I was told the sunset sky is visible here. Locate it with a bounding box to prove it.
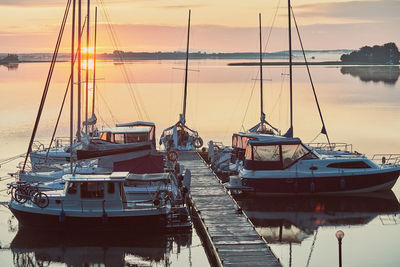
[0,0,399,53]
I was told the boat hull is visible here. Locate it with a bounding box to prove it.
[10,207,167,231]
[241,170,400,195]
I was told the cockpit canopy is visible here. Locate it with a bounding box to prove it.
[244,137,316,170]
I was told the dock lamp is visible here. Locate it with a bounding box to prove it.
[335,230,345,267]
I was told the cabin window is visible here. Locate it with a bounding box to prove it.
[245,145,253,160]
[327,161,371,169]
[67,182,77,195]
[114,134,125,144]
[100,132,111,142]
[281,144,310,168]
[253,145,280,161]
[241,137,250,149]
[125,133,148,143]
[80,182,104,198]
[232,136,238,147]
[108,182,115,194]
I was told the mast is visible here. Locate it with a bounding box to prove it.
[92,6,97,117]
[259,13,265,127]
[85,0,90,134]
[181,9,191,125]
[288,0,293,137]
[70,0,76,172]
[77,0,82,141]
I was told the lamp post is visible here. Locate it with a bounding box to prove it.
[336,230,345,267]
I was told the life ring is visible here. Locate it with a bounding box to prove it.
[167,150,178,162]
[193,137,203,148]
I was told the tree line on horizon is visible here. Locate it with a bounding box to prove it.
[340,42,399,64]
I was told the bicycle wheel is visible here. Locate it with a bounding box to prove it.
[14,188,28,204]
[33,192,49,208]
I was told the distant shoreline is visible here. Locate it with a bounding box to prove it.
[5,60,399,67]
[228,61,400,66]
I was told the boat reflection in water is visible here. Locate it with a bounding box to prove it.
[10,228,192,266]
[236,191,400,244]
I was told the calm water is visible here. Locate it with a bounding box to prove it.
[0,59,399,266]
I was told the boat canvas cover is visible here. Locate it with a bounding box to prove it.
[113,154,164,174]
[247,136,302,146]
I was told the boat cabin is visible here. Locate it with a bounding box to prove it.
[63,172,128,208]
[244,137,317,170]
[98,122,156,147]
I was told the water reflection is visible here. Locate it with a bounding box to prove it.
[236,191,400,244]
[0,63,19,71]
[11,228,192,266]
[340,66,400,85]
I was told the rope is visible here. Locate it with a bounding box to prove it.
[22,0,72,172]
[0,153,25,166]
[45,16,88,162]
[97,0,150,121]
[291,6,331,147]
[240,1,280,131]
[97,86,118,126]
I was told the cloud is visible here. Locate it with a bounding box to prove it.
[294,0,400,22]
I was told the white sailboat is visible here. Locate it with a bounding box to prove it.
[160,10,203,151]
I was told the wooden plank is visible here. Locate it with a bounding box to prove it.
[179,151,281,267]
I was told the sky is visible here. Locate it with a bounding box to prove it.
[0,0,399,53]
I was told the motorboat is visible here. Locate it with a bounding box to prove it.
[9,172,171,230]
[228,135,400,194]
[28,121,157,171]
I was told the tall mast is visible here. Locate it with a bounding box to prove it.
[92,6,97,117]
[70,0,76,172]
[288,0,293,137]
[77,0,82,141]
[259,13,265,127]
[85,0,90,134]
[181,9,191,125]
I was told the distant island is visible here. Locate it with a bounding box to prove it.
[0,54,19,64]
[340,42,399,64]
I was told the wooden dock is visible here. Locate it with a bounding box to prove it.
[178,151,281,267]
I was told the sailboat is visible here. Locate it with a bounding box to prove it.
[9,0,182,230]
[223,4,400,194]
[159,10,203,151]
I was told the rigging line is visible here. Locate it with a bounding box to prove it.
[97,85,118,125]
[22,0,72,172]
[263,0,281,53]
[306,229,318,267]
[97,0,149,121]
[309,132,321,143]
[45,16,88,162]
[291,6,332,147]
[240,74,258,130]
[96,1,141,118]
[270,68,287,124]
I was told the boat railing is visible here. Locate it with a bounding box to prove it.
[379,214,400,225]
[306,142,353,152]
[371,154,400,166]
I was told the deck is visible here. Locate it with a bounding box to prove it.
[178,151,281,267]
